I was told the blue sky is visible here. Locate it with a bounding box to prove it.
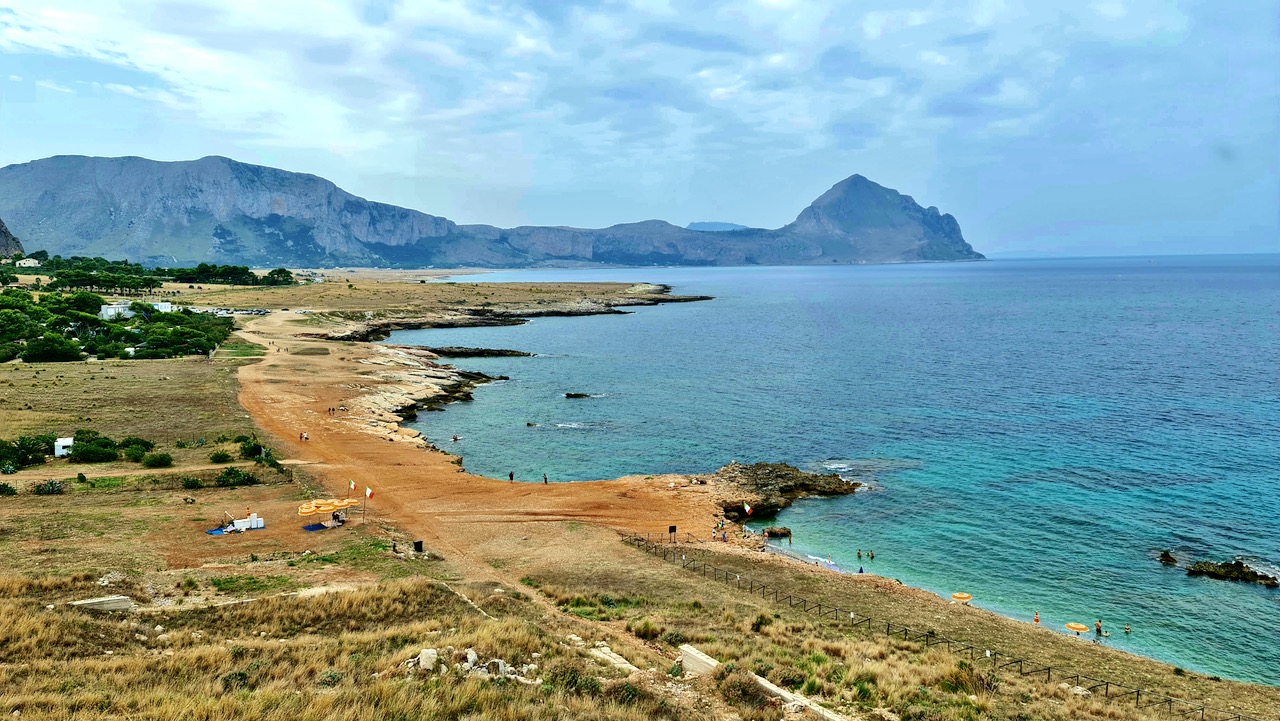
[0,0,1276,256]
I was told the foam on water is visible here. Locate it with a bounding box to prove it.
[389,256,1280,684]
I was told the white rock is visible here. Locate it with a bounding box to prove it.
[417,648,439,673]
[45,604,55,610]
[154,625,164,633]
[156,634,171,644]
[465,648,479,667]
[134,634,148,642]
[487,659,508,676]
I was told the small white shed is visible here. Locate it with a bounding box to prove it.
[54,437,74,457]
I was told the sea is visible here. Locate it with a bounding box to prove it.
[384,255,1280,685]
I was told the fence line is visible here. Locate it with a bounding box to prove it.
[624,534,1264,721]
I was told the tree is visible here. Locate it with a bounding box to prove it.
[0,309,39,343]
[264,268,294,286]
[0,270,16,288]
[27,250,49,262]
[20,333,82,363]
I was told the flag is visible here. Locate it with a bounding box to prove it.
[349,480,355,491]
[365,486,374,499]
[743,502,753,516]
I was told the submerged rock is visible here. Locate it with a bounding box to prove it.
[1186,560,1278,588]
[1158,550,1177,566]
[564,393,591,399]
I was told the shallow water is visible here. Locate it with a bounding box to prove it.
[388,256,1280,684]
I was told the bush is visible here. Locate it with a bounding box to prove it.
[238,440,263,460]
[208,450,233,463]
[117,436,155,451]
[123,445,147,462]
[750,613,773,632]
[32,479,65,495]
[716,667,770,708]
[68,442,118,463]
[628,618,663,641]
[20,333,82,363]
[0,482,16,496]
[544,657,601,696]
[232,435,251,443]
[181,477,203,490]
[141,453,173,468]
[215,467,258,487]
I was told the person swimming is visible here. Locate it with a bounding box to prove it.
[1123,624,1132,634]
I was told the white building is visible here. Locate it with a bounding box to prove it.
[98,303,134,320]
[54,437,74,457]
[15,258,40,268]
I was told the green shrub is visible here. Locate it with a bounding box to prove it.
[232,435,251,443]
[628,618,663,641]
[181,477,203,490]
[750,613,773,632]
[215,467,258,487]
[0,482,16,496]
[123,445,146,462]
[141,453,173,468]
[32,479,65,495]
[238,440,263,459]
[117,436,155,451]
[544,657,601,696]
[76,473,87,483]
[208,450,233,464]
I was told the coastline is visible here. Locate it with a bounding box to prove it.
[227,279,1280,710]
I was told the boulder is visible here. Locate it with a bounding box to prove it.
[761,526,792,539]
[1187,560,1278,588]
[1158,550,1177,566]
[417,648,438,672]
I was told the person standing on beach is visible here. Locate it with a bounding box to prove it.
[509,471,514,482]
[543,473,548,484]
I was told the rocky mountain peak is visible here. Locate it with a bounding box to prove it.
[0,215,22,256]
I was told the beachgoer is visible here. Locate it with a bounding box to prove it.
[509,471,514,482]
[1123,624,1131,634]
[299,432,303,441]
[857,549,862,559]
[868,550,874,560]
[543,474,548,484]
[452,435,460,442]
[1034,611,1039,625]
[1095,620,1103,635]
[302,432,309,441]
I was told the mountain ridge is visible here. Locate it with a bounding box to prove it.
[0,155,983,267]
[0,215,22,256]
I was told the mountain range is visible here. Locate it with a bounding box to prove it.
[0,155,983,268]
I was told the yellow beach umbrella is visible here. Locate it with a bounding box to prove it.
[336,499,360,508]
[298,504,321,516]
[951,592,973,603]
[1065,622,1089,634]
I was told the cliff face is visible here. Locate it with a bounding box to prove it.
[0,156,984,267]
[0,215,22,256]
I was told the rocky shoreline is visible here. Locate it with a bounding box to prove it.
[319,284,712,343]
[699,462,864,521]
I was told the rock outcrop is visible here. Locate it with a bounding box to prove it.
[0,155,984,268]
[703,462,862,520]
[0,215,22,256]
[1186,560,1279,588]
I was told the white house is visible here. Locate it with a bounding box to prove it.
[153,301,174,313]
[54,437,74,457]
[98,303,134,320]
[15,258,41,268]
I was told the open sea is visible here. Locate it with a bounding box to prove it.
[385,255,1280,684]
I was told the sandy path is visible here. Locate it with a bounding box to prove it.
[235,312,718,577]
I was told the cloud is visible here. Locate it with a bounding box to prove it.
[35,79,74,93]
[0,0,1272,243]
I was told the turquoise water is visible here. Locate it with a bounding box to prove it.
[387,256,1280,684]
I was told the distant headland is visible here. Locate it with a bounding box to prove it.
[0,155,983,269]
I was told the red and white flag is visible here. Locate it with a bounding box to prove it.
[365,486,374,499]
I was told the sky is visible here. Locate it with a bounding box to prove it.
[0,1,1277,257]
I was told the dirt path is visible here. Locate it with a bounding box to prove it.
[235,311,719,581]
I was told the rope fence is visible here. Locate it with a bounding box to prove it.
[624,533,1268,721]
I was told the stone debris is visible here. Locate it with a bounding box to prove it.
[588,644,639,673]
[1057,682,1092,697]
[565,634,585,648]
[403,645,541,685]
